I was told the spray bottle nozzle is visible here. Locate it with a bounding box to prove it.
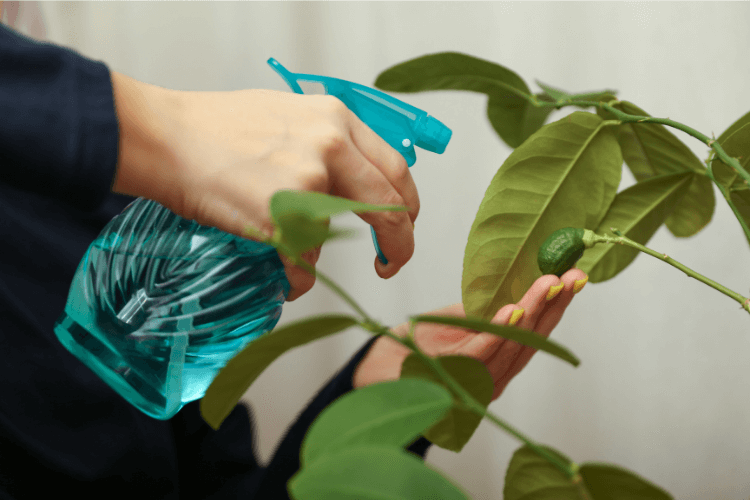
[416,115,452,154]
[267,57,452,265]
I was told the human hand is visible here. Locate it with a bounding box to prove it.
[352,268,589,402]
[110,74,418,302]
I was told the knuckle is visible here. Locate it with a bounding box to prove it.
[318,128,348,158]
[379,191,407,227]
[321,94,350,118]
[299,165,329,192]
[394,154,410,178]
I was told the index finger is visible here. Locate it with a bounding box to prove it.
[347,112,420,276]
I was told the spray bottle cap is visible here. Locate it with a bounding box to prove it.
[416,115,452,154]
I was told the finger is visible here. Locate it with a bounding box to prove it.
[328,110,418,279]
[491,268,588,381]
[454,303,524,401]
[278,217,328,302]
[456,302,519,363]
[348,114,420,226]
[508,268,589,335]
[530,267,588,338]
[279,245,322,302]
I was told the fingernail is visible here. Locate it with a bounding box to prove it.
[573,277,589,294]
[546,283,564,301]
[509,308,524,326]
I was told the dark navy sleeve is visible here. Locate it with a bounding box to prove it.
[0,24,119,212]
[170,334,433,499]
[250,334,433,498]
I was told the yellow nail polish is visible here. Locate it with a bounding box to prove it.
[573,277,589,294]
[509,308,524,326]
[546,283,564,301]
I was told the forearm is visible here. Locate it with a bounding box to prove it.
[109,71,181,206]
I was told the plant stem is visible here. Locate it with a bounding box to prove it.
[595,228,750,314]
[376,319,577,479]
[282,250,578,479]
[291,257,374,323]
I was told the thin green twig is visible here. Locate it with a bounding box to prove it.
[592,227,750,314]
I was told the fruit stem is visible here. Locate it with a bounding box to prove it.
[591,228,750,315]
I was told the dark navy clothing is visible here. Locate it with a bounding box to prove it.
[0,24,431,498]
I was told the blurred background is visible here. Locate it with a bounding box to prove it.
[6,1,750,498]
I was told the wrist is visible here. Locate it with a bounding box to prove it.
[352,333,412,390]
[109,71,182,206]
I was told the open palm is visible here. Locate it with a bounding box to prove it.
[390,268,589,402]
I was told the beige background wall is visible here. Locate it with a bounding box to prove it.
[7,2,750,498]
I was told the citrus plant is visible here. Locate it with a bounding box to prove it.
[200,51,750,499]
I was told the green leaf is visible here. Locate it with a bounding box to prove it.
[274,213,356,258]
[412,314,579,367]
[712,122,750,191]
[578,462,674,499]
[504,444,580,500]
[536,80,572,101]
[400,354,493,453]
[300,378,453,468]
[288,445,471,500]
[487,92,555,148]
[568,90,619,103]
[373,51,547,148]
[711,122,750,249]
[200,314,359,430]
[716,110,750,146]
[536,80,617,108]
[504,446,674,500]
[269,190,407,223]
[596,101,715,238]
[462,111,622,320]
[267,190,406,258]
[576,171,695,283]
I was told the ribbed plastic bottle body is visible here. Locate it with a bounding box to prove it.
[53,197,290,420]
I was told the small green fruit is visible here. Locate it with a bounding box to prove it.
[538,227,586,277]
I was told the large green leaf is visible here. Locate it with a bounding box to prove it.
[711,122,750,249]
[400,354,493,453]
[412,314,579,367]
[596,101,715,238]
[200,314,359,430]
[504,444,580,500]
[288,445,471,500]
[578,463,673,499]
[576,172,694,283]
[462,111,622,320]
[300,378,453,468]
[373,51,545,148]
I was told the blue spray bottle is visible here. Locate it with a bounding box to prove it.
[53,58,452,420]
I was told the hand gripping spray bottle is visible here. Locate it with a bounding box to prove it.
[53,58,452,420]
